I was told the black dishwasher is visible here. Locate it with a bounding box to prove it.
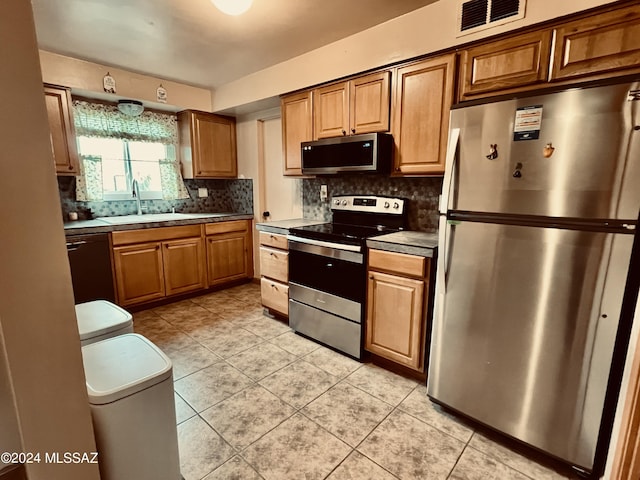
[66,233,115,303]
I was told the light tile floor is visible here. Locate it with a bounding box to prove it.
[134,283,576,480]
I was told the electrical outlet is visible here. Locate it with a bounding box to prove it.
[197,188,208,198]
[320,185,328,202]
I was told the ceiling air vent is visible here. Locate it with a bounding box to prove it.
[458,0,525,36]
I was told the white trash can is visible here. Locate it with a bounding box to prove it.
[75,300,133,346]
[82,333,181,480]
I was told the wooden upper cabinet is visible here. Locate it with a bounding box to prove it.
[550,4,640,82]
[459,30,553,100]
[178,110,237,178]
[44,85,79,176]
[281,91,313,176]
[349,71,391,135]
[313,71,391,139]
[392,53,456,176]
[313,81,350,139]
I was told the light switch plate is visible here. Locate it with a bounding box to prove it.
[198,188,208,198]
[320,185,328,202]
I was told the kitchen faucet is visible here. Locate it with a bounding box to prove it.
[132,179,142,215]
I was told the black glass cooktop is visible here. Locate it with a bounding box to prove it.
[289,222,400,246]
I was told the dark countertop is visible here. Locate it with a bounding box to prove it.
[256,218,325,235]
[64,213,254,236]
[367,231,438,257]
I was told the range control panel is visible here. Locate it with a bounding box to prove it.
[331,195,406,215]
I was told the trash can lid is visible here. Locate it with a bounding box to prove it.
[75,300,133,341]
[82,334,172,405]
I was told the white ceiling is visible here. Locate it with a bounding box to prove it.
[32,0,439,90]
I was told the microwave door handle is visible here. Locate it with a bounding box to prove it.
[440,127,460,215]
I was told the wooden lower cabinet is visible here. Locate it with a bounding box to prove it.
[260,277,289,316]
[113,242,165,306]
[365,249,431,372]
[163,237,206,296]
[258,231,290,316]
[205,220,253,287]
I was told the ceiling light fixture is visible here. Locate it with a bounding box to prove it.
[117,99,144,117]
[211,0,253,16]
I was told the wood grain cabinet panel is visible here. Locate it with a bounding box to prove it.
[163,237,206,296]
[551,5,640,82]
[44,84,79,175]
[260,277,289,316]
[366,249,432,372]
[459,30,552,100]
[259,246,288,284]
[314,81,350,139]
[392,54,456,176]
[113,242,165,306]
[281,91,313,176]
[349,71,391,135]
[206,220,253,287]
[366,270,425,371]
[178,110,237,178]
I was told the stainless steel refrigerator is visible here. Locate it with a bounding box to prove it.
[428,80,640,476]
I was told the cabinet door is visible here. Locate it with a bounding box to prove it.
[163,237,206,296]
[366,271,425,371]
[281,91,313,176]
[44,85,79,175]
[459,30,552,100]
[179,111,237,178]
[349,71,391,135]
[206,231,252,286]
[313,81,349,139]
[113,242,165,307]
[392,54,456,176]
[551,5,640,82]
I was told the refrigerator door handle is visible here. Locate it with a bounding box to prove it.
[439,127,460,215]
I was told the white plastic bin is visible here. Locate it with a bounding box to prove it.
[82,333,180,480]
[75,300,133,346]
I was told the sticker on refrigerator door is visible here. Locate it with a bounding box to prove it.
[513,105,542,141]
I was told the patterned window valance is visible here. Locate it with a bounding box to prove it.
[72,100,179,144]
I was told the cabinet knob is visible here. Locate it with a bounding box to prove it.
[351,128,356,134]
[369,275,374,280]
[341,130,346,136]
[68,165,74,170]
[395,167,401,172]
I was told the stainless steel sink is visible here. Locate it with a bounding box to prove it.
[96,213,227,225]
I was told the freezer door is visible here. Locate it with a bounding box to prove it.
[428,220,634,470]
[450,81,640,221]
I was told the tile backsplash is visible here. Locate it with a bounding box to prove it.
[303,175,443,232]
[58,177,253,220]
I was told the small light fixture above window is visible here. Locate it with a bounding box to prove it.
[211,0,253,16]
[117,99,144,117]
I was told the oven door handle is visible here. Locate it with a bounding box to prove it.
[286,236,362,253]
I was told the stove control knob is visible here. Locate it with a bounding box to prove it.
[383,201,390,208]
[393,202,400,209]
[334,199,340,205]
[342,200,348,206]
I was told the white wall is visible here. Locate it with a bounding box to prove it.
[0,1,100,478]
[40,50,213,112]
[212,0,617,112]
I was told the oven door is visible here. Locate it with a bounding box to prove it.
[288,240,365,303]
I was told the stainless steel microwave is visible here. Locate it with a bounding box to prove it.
[301,132,393,175]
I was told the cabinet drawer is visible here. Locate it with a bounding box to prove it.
[259,231,289,250]
[261,277,289,315]
[112,225,202,246]
[205,220,249,235]
[260,247,288,283]
[368,249,426,278]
